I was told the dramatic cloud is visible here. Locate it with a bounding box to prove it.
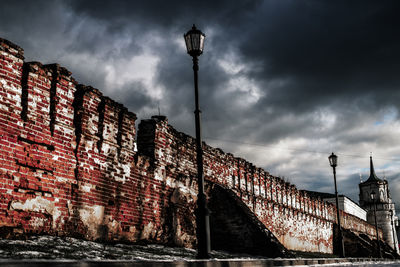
[1,0,400,214]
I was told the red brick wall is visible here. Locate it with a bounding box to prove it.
[0,37,381,254]
[0,38,172,243]
[140,115,383,253]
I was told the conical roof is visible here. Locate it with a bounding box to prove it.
[365,156,382,183]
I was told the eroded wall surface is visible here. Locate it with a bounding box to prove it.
[139,115,383,254]
[0,37,382,254]
[0,38,178,244]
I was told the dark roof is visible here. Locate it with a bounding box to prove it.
[363,156,383,183]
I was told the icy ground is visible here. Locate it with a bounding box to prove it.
[0,235,252,260]
[0,236,399,266]
[301,263,400,267]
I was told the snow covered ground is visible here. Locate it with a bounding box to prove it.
[0,235,399,266]
[0,235,251,260]
[302,263,400,267]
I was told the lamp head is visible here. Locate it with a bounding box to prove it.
[328,152,338,168]
[370,191,376,200]
[184,24,205,57]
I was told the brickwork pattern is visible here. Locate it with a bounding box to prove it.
[138,117,382,253]
[0,38,168,243]
[0,37,382,254]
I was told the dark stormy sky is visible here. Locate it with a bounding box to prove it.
[1,0,400,215]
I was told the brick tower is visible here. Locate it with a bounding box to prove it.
[359,156,398,253]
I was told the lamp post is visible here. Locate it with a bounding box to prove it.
[328,152,345,257]
[390,209,397,253]
[184,24,210,259]
[371,191,382,258]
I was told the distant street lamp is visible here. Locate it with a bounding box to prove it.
[390,209,397,253]
[328,152,345,257]
[371,191,382,258]
[184,24,210,259]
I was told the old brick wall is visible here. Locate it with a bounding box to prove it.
[0,38,186,245]
[0,37,383,255]
[139,116,383,254]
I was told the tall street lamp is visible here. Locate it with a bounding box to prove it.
[184,24,211,259]
[328,152,345,257]
[371,191,382,258]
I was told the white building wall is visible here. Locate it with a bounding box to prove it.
[324,196,367,221]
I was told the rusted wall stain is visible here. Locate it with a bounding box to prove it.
[0,37,383,255]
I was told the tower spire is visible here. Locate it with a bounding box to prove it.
[366,155,381,182]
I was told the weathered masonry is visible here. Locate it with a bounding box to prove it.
[359,157,399,253]
[0,37,394,257]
